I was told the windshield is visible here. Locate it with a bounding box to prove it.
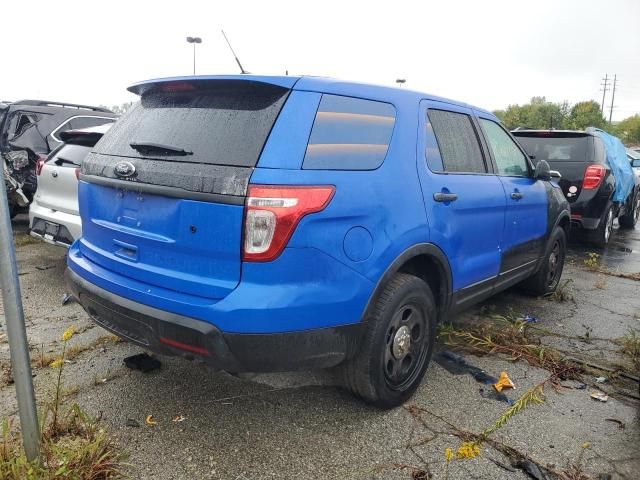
[514,135,590,163]
[94,81,289,167]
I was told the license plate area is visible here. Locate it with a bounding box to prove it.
[44,222,60,240]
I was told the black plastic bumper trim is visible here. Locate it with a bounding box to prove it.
[65,268,364,372]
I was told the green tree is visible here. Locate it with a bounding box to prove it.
[494,97,568,130]
[566,101,607,130]
[613,115,640,145]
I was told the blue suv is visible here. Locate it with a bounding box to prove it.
[65,76,570,408]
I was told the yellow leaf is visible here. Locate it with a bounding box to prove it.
[582,442,590,449]
[445,448,454,463]
[145,415,157,426]
[62,326,75,342]
[49,358,63,369]
[493,371,515,392]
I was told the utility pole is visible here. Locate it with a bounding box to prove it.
[0,182,40,462]
[600,74,609,116]
[609,74,617,124]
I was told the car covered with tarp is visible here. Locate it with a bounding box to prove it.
[513,127,639,246]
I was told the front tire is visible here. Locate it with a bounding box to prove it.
[521,226,566,296]
[343,273,436,409]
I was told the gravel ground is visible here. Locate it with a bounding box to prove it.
[1,214,639,479]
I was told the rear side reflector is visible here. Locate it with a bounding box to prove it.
[582,164,606,190]
[159,337,210,356]
[243,185,335,262]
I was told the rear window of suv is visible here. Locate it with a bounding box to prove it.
[513,134,591,163]
[94,81,289,167]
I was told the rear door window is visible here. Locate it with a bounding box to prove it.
[93,81,289,167]
[303,94,396,170]
[427,109,487,173]
[479,119,530,176]
[514,135,591,164]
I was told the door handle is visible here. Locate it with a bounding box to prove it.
[433,192,458,202]
[510,192,523,200]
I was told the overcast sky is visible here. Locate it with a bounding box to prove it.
[2,0,639,120]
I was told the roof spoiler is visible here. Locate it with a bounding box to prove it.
[12,100,113,113]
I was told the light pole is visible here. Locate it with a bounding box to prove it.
[396,79,406,88]
[186,36,202,75]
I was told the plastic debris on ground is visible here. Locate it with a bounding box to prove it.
[595,376,607,384]
[172,415,186,423]
[493,371,515,392]
[124,353,161,372]
[61,293,75,306]
[435,350,513,404]
[590,391,609,402]
[514,459,547,480]
[520,314,538,323]
[145,415,157,426]
[126,419,140,428]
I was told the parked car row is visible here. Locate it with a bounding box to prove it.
[1,99,116,217]
[513,129,639,246]
[13,75,635,408]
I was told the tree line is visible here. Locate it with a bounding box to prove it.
[494,97,640,145]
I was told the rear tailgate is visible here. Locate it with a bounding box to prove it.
[514,132,594,203]
[36,143,85,214]
[78,79,291,300]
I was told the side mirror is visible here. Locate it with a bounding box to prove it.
[632,159,640,168]
[534,160,552,181]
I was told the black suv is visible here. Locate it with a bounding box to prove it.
[1,100,117,216]
[513,129,639,246]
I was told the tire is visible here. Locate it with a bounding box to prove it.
[521,226,566,297]
[589,205,614,248]
[619,190,639,229]
[342,273,436,409]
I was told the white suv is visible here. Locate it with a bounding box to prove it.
[29,124,111,246]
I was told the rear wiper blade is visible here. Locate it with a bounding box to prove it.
[54,157,80,167]
[129,142,193,156]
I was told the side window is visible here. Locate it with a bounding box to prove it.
[593,136,605,164]
[426,109,486,174]
[479,119,529,177]
[303,94,396,170]
[9,112,39,139]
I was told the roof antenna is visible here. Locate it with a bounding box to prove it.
[221,30,248,74]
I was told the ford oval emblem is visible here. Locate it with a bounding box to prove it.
[114,161,136,178]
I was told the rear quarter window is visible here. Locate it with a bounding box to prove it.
[303,94,396,170]
[47,143,92,167]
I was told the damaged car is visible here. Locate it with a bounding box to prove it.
[1,100,116,217]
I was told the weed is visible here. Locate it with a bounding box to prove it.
[1,327,127,479]
[583,252,600,269]
[619,328,640,371]
[580,324,593,343]
[13,234,42,248]
[0,361,13,386]
[544,278,574,302]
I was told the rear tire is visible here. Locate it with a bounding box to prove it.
[521,226,566,297]
[589,205,614,247]
[9,202,18,219]
[343,273,436,409]
[619,190,639,229]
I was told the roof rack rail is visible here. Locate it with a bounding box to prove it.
[11,100,113,113]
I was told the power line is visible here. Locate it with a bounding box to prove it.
[600,74,610,115]
[609,74,617,124]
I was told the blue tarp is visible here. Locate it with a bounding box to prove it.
[593,129,635,203]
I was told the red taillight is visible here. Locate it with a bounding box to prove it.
[242,185,335,262]
[75,167,80,180]
[582,164,606,190]
[35,154,47,176]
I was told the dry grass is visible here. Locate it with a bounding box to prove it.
[13,234,42,248]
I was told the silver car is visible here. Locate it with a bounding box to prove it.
[29,124,111,246]
[627,148,640,181]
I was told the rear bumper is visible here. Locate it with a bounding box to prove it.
[29,201,81,247]
[65,268,364,372]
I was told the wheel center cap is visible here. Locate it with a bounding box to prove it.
[392,326,411,360]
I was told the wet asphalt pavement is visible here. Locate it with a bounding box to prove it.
[1,214,639,479]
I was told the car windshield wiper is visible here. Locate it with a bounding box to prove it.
[129,142,193,156]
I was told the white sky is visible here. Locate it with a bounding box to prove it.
[2,0,639,120]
